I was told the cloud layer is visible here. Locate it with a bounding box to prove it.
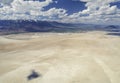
[0,0,120,25]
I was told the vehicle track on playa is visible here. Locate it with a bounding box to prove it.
[94,58,120,83]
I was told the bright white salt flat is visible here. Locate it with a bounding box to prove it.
[0,31,120,83]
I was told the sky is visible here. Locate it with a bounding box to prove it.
[0,0,120,25]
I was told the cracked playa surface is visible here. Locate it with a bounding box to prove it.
[0,31,120,83]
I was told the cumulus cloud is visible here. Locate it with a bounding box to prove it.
[63,0,120,25]
[0,0,120,25]
[0,0,13,5]
[0,0,67,20]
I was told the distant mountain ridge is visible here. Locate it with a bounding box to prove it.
[0,20,120,35]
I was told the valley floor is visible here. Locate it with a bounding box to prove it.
[0,31,120,83]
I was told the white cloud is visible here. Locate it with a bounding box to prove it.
[0,0,13,5]
[62,0,120,25]
[0,0,67,21]
[0,0,120,25]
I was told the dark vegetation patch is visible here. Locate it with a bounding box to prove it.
[107,33,120,36]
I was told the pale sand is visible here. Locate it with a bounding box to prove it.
[0,31,120,83]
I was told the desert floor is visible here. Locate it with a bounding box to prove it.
[0,31,120,83]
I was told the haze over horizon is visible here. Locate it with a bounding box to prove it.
[0,0,120,25]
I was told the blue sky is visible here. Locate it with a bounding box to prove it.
[110,1,120,9]
[44,0,86,15]
[22,0,87,15]
[0,0,120,25]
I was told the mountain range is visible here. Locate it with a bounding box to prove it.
[0,20,120,35]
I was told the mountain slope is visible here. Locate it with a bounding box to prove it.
[0,20,120,35]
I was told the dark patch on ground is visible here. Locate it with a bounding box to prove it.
[27,70,41,80]
[107,33,120,36]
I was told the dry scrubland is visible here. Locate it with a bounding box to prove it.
[0,31,120,83]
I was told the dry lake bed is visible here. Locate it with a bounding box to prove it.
[0,31,120,83]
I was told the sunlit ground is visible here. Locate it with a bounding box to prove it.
[0,31,120,83]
